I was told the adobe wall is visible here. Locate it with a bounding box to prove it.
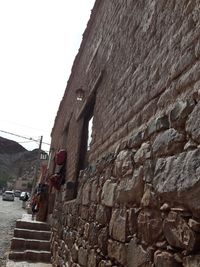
[50,1,200,266]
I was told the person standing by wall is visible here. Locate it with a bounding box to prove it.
[22,192,29,209]
[31,193,40,220]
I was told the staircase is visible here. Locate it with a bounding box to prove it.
[8,215,52,264]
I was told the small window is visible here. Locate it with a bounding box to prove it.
[77,97,95,172]
[40,153,48,160]
[75,71,104,199]
[87,116,93,151]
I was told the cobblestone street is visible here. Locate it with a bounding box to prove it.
[0,197,24,267]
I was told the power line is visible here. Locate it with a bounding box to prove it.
[0,129,50,146]
[18,140,36,144]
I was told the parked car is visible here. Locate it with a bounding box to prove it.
[2,190,15,201]
[19,192,29,201]
[14,190,21,197]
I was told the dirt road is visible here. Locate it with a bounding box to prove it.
[0,197,24,266]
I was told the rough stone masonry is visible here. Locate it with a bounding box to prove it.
[49,1,200,266]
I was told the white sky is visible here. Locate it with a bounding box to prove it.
[0,0,95,153]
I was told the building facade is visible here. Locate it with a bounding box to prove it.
[48,1,200,266]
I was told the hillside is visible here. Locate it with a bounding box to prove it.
[0,136,47,189]
[0,136,27,154]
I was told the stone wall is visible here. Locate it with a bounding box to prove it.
[49,0,200,266]
[50,96,200,266]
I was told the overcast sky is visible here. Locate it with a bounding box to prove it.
[0,0,95,153]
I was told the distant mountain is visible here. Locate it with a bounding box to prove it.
[0,136,48,189]
[0,136,27,154]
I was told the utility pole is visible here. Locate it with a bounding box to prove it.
[31,136,43,195]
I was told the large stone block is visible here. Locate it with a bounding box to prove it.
[107,239,127,266]
[101,179,117,207]
[66,213,78,229]
[186,101,200,143]
[153,149,200,213]
[88,204,97,222]
[188,218,200,232]
[154,250,181,267]
[134,142,151,164]
[96,205,111,226]
[141,183,157,208]
[114,150,134,178]
[128,129,145,149]
[88,222,101,247]
[90,179,98,203]
[82,181,91,206]
[77,218,85,236]
[184,139,198,151]
[127,236,151,267]
[80,206,89,221]
[128,208,138,236]
[70,202,79,217]
[64,230,76,250]
[78,247,88,267]
[96,176,105,204]
[152,128,185,157]
[98,227,109,254]
[109,208,127,242]
[183,255,200,267]
[163,211,197,251]
[147,114,169,137]
[71,244,78,263]
[169,100,194,128]
[143,160,155,183]
[87,249,97,267]
[137,209,163,245]
[116,167,144,204]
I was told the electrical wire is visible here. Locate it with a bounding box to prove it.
[18,140,36,144]
[0,129,50,146]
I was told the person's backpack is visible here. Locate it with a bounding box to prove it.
[24,193,29,201]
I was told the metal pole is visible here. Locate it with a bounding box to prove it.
[31,136,43,195]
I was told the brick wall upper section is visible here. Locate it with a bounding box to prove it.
[51,0,200,182]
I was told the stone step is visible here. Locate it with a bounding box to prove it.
[16,220,50,232]
[14,228,51,241]
[9,250,51,263]
[11,237,50,251]
[6,260,52,267]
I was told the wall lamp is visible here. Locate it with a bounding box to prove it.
[76,88,85,101]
